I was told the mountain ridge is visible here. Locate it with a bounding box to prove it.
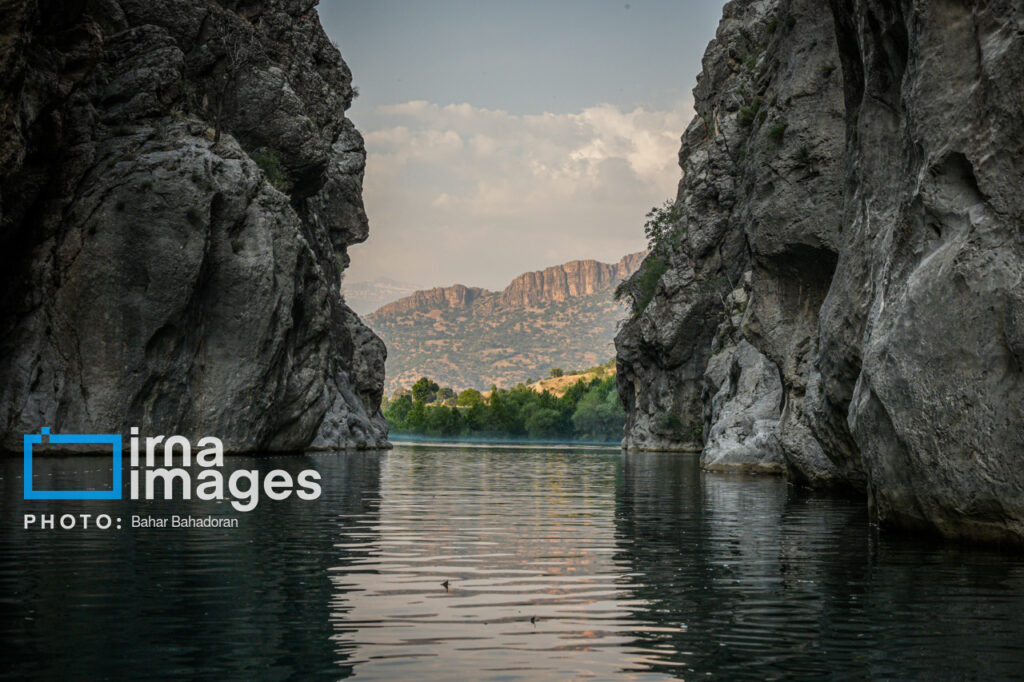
[369,252,645,393]
[373,253,646,317]
[373,284,492,317]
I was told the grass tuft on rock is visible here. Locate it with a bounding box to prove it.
[251,148,289,192]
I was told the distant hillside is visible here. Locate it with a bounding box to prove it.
[368,253,645,394]
[524,361,617,398]
[342,277,422,315]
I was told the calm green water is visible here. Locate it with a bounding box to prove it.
[3,445,1024,680]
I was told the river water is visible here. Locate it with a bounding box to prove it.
[3,444,1024,680]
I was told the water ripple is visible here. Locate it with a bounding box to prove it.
[4,446,1024,680]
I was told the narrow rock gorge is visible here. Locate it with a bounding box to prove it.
[617,0,1024,544]
[0,0,387,451]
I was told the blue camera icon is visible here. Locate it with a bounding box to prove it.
[24,427,122,500]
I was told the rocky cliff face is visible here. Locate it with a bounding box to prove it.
[617,0,1024,544]
[500,253,647,307]
[617,0,845,478]
[821,0,1024,543]
[374,284,490,317]
[0,0,388,451]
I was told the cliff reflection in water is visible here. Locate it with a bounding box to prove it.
[614,452,1024,678]
[4,447,1024,680]
[1,453,383,680]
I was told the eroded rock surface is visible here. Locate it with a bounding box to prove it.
[817,0,1024,542]
[617,0,1024,543]
[617,0,844,482]
[616,0,777,453]
[702,338,785,474]
[0,0,387,451]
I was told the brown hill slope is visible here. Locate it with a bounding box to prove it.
[526,362,618,398]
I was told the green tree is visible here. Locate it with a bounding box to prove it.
[486,389,514,434]
[524,406,562,439]
[560,378,590,405]
[643,199,683,254]
[549,367,564,378]
[571,378,625,442]
[384,393,413,429]
[457,388,484,407]
[463,402,488,433]
[445,406,463,435]
[425,405,461,436]
[615,199,684,316]
[406,400,428,431]
[388,374,624,443]
[411,377,439,404]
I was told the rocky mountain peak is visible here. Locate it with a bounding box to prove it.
[498,253,646,307]
[368,253,643,393]
[374,284,491,317]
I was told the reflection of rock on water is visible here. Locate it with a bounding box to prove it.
[614,452,850,676]
[0,452,385,679]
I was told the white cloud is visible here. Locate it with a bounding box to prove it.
[346,99,693,289]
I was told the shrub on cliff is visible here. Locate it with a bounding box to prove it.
[643,199,684,253]
[615,254,669,316]
[251,148,289,192]
[615,200,683,316]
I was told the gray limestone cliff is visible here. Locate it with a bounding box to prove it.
[617,0,844,480]
[617,0,1024,544]
[0,0,388,451]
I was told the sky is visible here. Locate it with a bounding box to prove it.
[319,0,726,290]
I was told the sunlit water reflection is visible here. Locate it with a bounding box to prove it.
[3,445,1024,680]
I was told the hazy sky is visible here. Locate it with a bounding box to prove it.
[319,0,725,290]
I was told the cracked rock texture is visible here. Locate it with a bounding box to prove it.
[700,277,785,474]
[0,0,388,451]
[617,0,1024,544]
[819,0,1024,543]
[617,0,775,454]
[617,0,844,483]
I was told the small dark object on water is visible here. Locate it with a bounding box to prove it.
[442,580,450,591]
